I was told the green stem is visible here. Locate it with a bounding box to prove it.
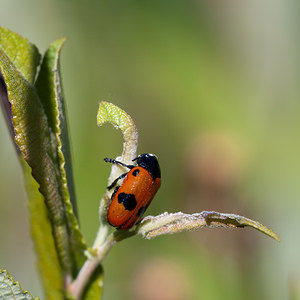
[68,230,136,299]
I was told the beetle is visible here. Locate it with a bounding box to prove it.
[104,153,161,229]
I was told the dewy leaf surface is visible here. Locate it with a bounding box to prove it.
[0,269,37,300]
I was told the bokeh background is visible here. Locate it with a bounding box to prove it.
[0,1,299,299]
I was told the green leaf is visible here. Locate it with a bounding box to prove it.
[97,101,138,199]
[0,269,37,300]
[0,30,72,274]
[137,211,280,241]
[97,101,138,165]
[35,38,78,217]
[23,159,64,300]
[0,27,41,142]
[35,38,87,270]
[0,27,87,296]
[0,27,40,84]
[0,29,62,299]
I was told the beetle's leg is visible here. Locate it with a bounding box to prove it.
[111,185,120,199]
[107,172,128,190]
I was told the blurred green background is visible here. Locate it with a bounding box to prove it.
[0,1,299,299]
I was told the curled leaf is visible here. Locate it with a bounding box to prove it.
[97,101,138,165]
[97,101,138,197]
[137,211,280,241]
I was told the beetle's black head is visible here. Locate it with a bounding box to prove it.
[133,153,161,180]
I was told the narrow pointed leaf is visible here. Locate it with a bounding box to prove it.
[0,27,87,295]
[0,269,37,300]
[35,39,87,269]
[0,28,63,299]
[1,34,73,275]
[34,39,77,215]
[23,160,64,300]
[137,211,280,241]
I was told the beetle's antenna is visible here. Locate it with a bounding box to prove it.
[104,157,134,169]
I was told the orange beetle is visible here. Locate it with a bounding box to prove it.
[104,153,161,229]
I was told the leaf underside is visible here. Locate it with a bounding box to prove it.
[138,211,280,241]
[0,269,37,300]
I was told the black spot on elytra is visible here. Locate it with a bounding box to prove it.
[132,169,140,177]
[118,193,137,211]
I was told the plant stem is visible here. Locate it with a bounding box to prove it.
[67,233,114,299]
[68,229,136,299]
